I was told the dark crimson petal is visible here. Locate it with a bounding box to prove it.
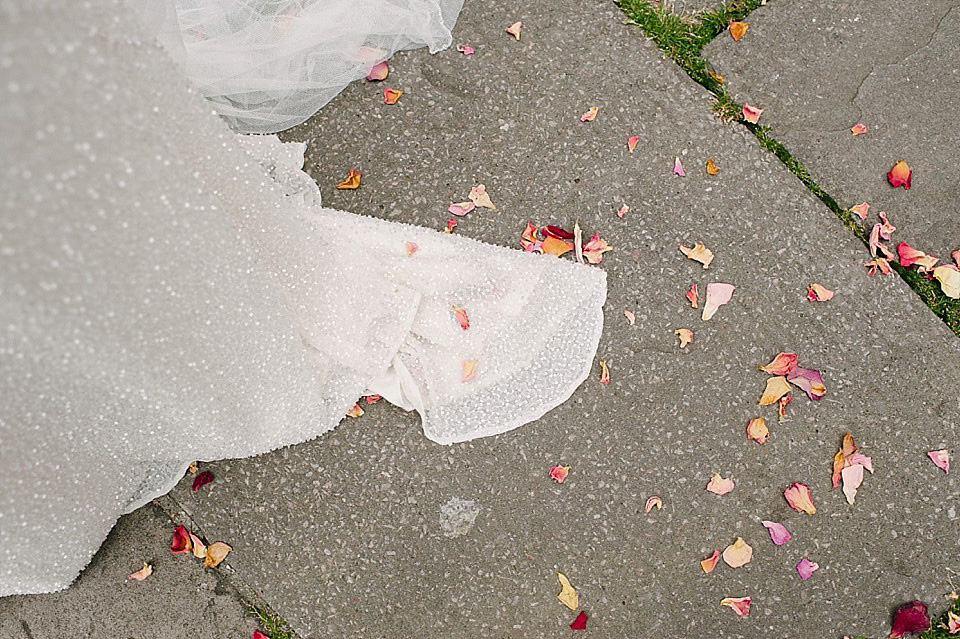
[890,601,929,638]
[192,470,214,493]
[570,611,588,630]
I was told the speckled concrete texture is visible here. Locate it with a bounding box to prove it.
[167,0,960,638]
[705,0,960,257]
[0,504,260,639]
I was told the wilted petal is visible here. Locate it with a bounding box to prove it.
[807,283,835,302]
[541,236,574,256]
[582,232,612,264]
[890,601,930,638]
[759,352,798,376]
[192,470,214,493]
[448,201,476,217]
[784,482,816,515]
[189,532,207,559]
[729,21,749,41]
[761,520,792,546]
[346,403,364,418]
[706,157,719,175]
[865,258,893,276]
[948,610,960,634]
[335,167,362,189]
[673,156,685,177]
[405,242,419,257]
[462,359,479,383]
[383,88,403,104]
[556,572,579,610]
[686,283,699,308]
[203,542,232,569]
[759,376,791,406]
[505,21,523,40]
[742,103,763,124]
[879,211,897,240]
[616,204,629,218]
[849,201,870,220]
[674,328,694,348]
[468,184,496,210]
[777,394,793,421]
[170,525,192,554]
[870,224,895,260]
[444,217,457,234]
[720,597,752,617]
[933,264,960,299]
[722,537,753,568]
[679,243,714,268]
[457,44,475,55]
[549,465,571,483]
[365,61,389,81]
[700,550,720,573]
[542,225,574,240]
[953,250,960,268]
[841,463,864,505]
[628,135,639,153]
[746,417,769,444]
[851,123,868,135]
[702,283,735,321]
[887,160,912,189]
[599,359,611,385]
[451,304,470,330]
[127,562,153,581]
[644,496,663,513]
[707,472,734,496]
[898,242,939,272]
[787,366,826,401]
[796,557,819,580]
[624,309,636,325]
[580,107,599,122]
[927,449,950,474]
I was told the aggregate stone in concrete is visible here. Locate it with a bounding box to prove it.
[0,504,259,639]
[170,0,960,637]
[705,0,960,258]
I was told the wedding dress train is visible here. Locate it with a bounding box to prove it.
[0,0,606,595]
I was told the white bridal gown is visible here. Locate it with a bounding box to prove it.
[0,0,606,596]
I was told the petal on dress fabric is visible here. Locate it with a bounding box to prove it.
[451,304,470,330]
[461,360,479,383]
[405,242,419,256]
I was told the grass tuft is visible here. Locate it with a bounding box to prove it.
[248,606,297,639]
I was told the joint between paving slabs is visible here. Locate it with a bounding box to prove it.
[619,0,960,338]
[152,493,301,639]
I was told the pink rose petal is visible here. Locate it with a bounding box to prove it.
[549,465,571,483]
[582,232,612,264]
[580,107,598,122]
[784,482,816,515]
[879,211,896,240]
[457,44,475,55]
[365,61,389,82]
[623,309,636,325]
[796,557,819,580]
[851,123,868,135]
[742,103,763,123]
[759,352,798,376]
[898,241,940,272]
[720,596,752,617]
[628,135,639,153]
[405,242,419,257]
[617,204,629,219]
[644,495,663,513]
[448,201,476,217]
[505,21,522,40]
[673,156,685,177]
[702,282,735,321]
[706,472,734,495]
[841,463,865,505]
[928,449,950,473]
[761,520,792,545]
[947,610,960,634]
[849,201,870,220]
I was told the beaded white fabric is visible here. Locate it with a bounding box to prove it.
[0,0,606,595]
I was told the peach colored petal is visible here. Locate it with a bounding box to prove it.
[623,309,636,325]
[451,304,470,330]
[644,496,663,513]
[383,88,403,104]
[448,201,476,217]
[742,103,763,124]
[947,610,960,634]
[617,204,629,219]
[599,359,611,385]
[879,211,896,240]
[706,157,719,175]
[720,597,752,617]
[462,359,479,383]
[203,542,232,569]
[556,572,579,610]
[674,328,694,348]
[927,449,950,474]
[700,550,720,573]
[628,135,639,153]
[796,557,819,580]
[582,232,612,264]
[444,217,457,233]
[865,258,892,276]
[405,242,419,257]
[870,223,895,260]
[759,352,798,376]
[673,156,685,177]
[685,283,699,308]
[841,463,864,505]
[759,376,791,406]
[469,184,497,210]
[457,44,475,55]
[722,537,753,568]
[761,520,791,545]
[346,403,364,418]
[933,264,960,299]
[849,201,870,220]
[520,222,540,250]
[550,465,572,483]
[580,107,599,122]
[505,21,522,40]
[707,472,734,496]
[784,482,816,515]
[851,123,868,135]
[887,160,912,189]
[729,21,749,41]
[807,283,835,302]
[746,417,769,444]
[541,236,574,256]
[702,282,734,321]
[335,167,362,189]
[365,61,389,81]
[679,243,714,268]
[898,241,939,272]
[127,562,153,581]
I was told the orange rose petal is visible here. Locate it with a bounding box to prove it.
[706,157,719,175]
[678,243,714,268]
[405,242,419,257]
[759,352,797,376]
[784,482,816,515]
[722,537,753,568]
[729,21,749,41]
[580,107,599,122]
[346,403,364,418]
[887,160,912,189]
[674,328,694,348]
[542,236,574,256]
[335,167,362,189]
[644,495,663,513]
[452,304,470,330]
[599,359,611,385]
[746,417,769,444]
[383,88,403,105]
[720,597,752,618]
[624,309,636,325]
[628,135,639,153]
[851,123,868,135]
[505,21,522,40]
[742,103,763,124]
[203,542,232,569]
[127,562,153,581]
[366,61,389,82]
[759,376,791,406]
[468,184,497,210]
[700,550,721,573]
[462,359,479,383]
[685,283,699,308]
[706,472,734,495]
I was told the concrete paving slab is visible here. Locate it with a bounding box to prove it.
[705,0,960,258]
[0,504,260,639]
[168,0,960,637]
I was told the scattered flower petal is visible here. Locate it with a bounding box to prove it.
[405,242,419,257]
[128,562,153,581]
[505,21,523,40]
[746,417,769,444]
[543,226,574,240]
[759,376,792,406]
[948,610,960,634]
[582,232,612,264]
[365,394,382,404]
[787,366,827,401]
[953,250,960,268]
[933,264,960,299]
[784,482,816,515]
[336,167,362,189]
[679,243,714,268]
[520,222,541,251]
[346,403,364,418]
[580,107,598,122]
[542,236,574,256]
[761,521,792,546]
[870,223,895,260]
[898,242,939,272]
[616,204,629,219]
[383,88,403,104]
[644,496,663,513]
[720,597,752,617]
[444,217,457,234]
[573,221,584,264]
[628,135,639,153]
[624,309,636,325]
[851,123,868,135]
[188,461,199,474]
[807,283,835,302]
[928,449,951,474]
[890,601,930,638]
[879,211,897,240]
[777,394,793,421]
[366,61,389,81]
[887,161,912,189]
[722,537,753,568]
[707,472,735,496]
[462,359,478,383]
[171,525,192,554]
[742,103,763,124]
[192,471,214,493]
[673,156,685,177]
[448,201,476,217]
[204,541,232,569]
[468,184,496,210]
[254,631,270,639]
[674,328,694,348]
[557,572,579,610]
[550,465,572,483]
[759,352,798,376]
[570,611,588,630]
[700,550,721,573]
[702,283,734,321]
[451,304,470,330]
[865,257,893,276]
[796,557,819,580]
[599,359,611,385]
[849,202,870,220]
[457,44,475,55]
[841,463,864,505]
[729,21,749,41]
[706,157,719,175]
[686,283,699,308]
[189,532,207,559]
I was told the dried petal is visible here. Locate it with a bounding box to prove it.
[457,44,475,55]
[383,88,403,105]
[189,532,207,559]
[849,201,870,220]
[628,135,639,153]
[787,366,826,401]
[405,242,419,257]
[720,597,752,617]
[870,224,895,260]
[759,352,798,376]
[616,204,629,219]
[759,376,792,406]
[346,403,364,418]
[462,359,479,383]
[722,537,753,568]
[729,21,749,41]
[761,521,792,546]
[949,611,960,634]
[335,167,362,189]
[777,394,793,421]
[188,461,199,474]
[452,304,470,330]
[851,123,868,135]
[674,328,694,348]
[879,211,897,240]
[570,611,588,630]
[543,225,574,240]
[784,482,816,515]
[204,542,232,569]
[890,601,930,638]
[700,550,721,573]
[928,449,951,473]
[557,572,579,610]
[192,470,214,493]
[573,221,584,264]
[443,217,457,234]
[887,161,912,189]
[365,394,382,404]
[599,359,611,385]
[807,283,835,302]
[580,107,598,122]
[520,222,540,251]
[254,631,270,639]
[707,472,734,496]
[702,282,735,321]
[679,243,714,268]
[582,232,612,264]
[796,557,819,580]
[644,496,663,513]
[841,463,865,505]
[549,465,572,483]
[898,242,939,272]
[933,264,960,299]
[171,525,192,554]
[742,103,763,124]
[541,236,574,256]
[706,157,719,175]
[448,201,476,217]
[366,61,389,81]
[865,258,893,276]
[953,250,960,268]
[127,562,153,581]
[623,309,636,325]
[685,283,699,308]
[673,156,685,177]
[505,21,522,40]
[746,417,769,444]
[468,184,497,210]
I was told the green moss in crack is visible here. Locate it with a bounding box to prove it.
[248,606,296,639]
